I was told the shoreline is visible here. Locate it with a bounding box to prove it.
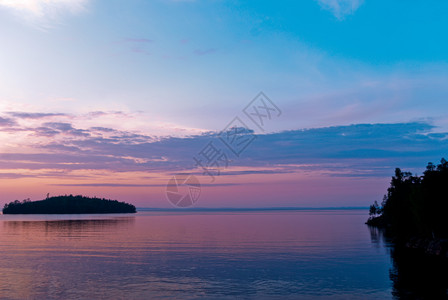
[367,216,448,259]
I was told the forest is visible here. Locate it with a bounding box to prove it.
[2,195,136,214]
[367,158,448,239]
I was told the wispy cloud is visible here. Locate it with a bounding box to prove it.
[6,112,67,119]
[42,122,90,137]
[1,111,446,180]
[0,0,89,28]
[0,116,16,127]
[120,38,154,55]
[316,0,364,20]
[123,38,154,43]
[194,48,217,56]
[51,183,159,187]
[51,182,240,187]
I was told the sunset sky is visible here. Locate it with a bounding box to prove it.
[1,0,447,208]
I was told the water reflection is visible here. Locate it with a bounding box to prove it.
[368,226,448,299]
[0,215,136,300]
[368,225,390,249]
[0,211,393,299]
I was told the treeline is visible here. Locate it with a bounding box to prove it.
[367,158,448,238]
[3,195,136,214]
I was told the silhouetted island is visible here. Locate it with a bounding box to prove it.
[2,195,136,214]
[367,158,448,257]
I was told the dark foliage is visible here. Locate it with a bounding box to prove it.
[367,158,448,239]
[2,195,136,214]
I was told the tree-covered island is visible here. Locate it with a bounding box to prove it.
[2,195,136,214]
[367,158,448,257]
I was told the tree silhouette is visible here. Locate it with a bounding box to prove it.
[367,158,448,239]
[3,195,136,214]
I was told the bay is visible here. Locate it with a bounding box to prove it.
[0,210,393,299]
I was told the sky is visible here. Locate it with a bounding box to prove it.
[0,0,447,208]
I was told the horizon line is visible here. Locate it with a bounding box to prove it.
[136,206,369,212]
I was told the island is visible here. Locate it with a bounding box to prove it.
[2,195,137,214]
[367,158,448,257]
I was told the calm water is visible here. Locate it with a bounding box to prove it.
[0,210,394,299]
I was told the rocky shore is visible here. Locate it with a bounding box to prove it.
[367,217,448,259]
[405,237,448,258]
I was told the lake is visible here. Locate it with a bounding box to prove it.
[0,209,396,299]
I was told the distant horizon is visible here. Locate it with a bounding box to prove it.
[136,206,369,211]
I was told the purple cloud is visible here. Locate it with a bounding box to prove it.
[122,38,154,55]
[123,38,154,43]
[43,122,90,137]
[33,127,60,137]
[194,48,217,56]
[0,116,17,127]
[1,119,447,180]
[7,112,67,119]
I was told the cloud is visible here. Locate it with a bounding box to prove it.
[90,127,117,133]
[0,0,88,28]
[316,0,364,20]
[1,115,447,181]
[42,122,90,137]
[0,173,31,179]
[51,183,159,187]
[121,38,154,55]
[85,111,128,119]
[0,0,87,16]
[43,122,74,131]
[123,38,153,44]
[0,116,16,127]
[51,182,240,187]
[33,126,60,137]
[194,48,218,56]
[7,112,67,119]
